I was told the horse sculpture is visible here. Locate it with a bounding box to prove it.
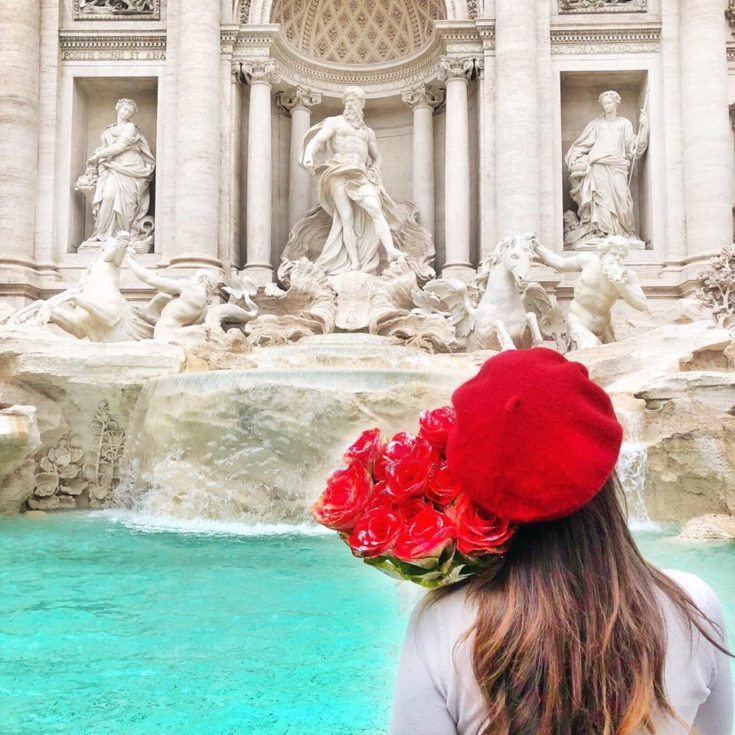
[6,232,151,342]
[413,233,567,352]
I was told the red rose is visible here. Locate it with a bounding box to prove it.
[366,481,392,509]
[418,406,457,452]
[343,428,384,471]
[348,506,404,558]
[394,497,429,523]
[393,505,456,562]
[425,461,462,508]
[383,433,438,500]
[447,493,516,558]
[312,463,371,533]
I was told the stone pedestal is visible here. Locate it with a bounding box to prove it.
[171,0,222,270]
[495,0,540,238]
[243,60,279,285]
[439,57,475,280]
[278,87,321,232]
[0,0,41,267]
[402,85,443,237]
[680,0,732,262]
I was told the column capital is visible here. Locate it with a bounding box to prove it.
[437,56,481,83]
[402,84,445,112]
[235,58,280,86]
[276,86,322,115]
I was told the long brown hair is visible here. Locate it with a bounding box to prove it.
[437,476,729,735]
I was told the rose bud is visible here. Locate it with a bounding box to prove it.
[383,433,438,500]
[393,505,456,562]
[418,406,457,452]
[312,463,372,533]
[425,461,462,508]
[447,493,516,558]
[343,428,384,471]
[348,506,404,558]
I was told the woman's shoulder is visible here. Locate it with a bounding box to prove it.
[662,569,722,616]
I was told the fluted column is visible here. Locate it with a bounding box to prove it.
[402,85,444,237]
[172,0,222,269]
[243,60,279,284]
[680,0,732,262]
[495,0,540,238]
[0,0,41,265]
[439,57,476,280]
[277,86,321,232]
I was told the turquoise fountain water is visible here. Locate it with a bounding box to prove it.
[1,512,733,735]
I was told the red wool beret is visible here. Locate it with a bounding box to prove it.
[446,348,623,524]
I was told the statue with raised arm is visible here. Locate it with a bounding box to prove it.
[126,255,220,340]
[75,98,155,253]
[564,90,648,249]
[297,86,408,275]
[533,235,648,350]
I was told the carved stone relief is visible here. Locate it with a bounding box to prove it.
[73,0,160,21]
[558,0,646,12]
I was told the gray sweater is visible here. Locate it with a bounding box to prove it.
[389,570,733,735]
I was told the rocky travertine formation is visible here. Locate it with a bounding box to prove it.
[0,406,41,514]
[678,514,735,542]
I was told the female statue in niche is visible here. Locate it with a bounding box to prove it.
[75,98,156,252]
[564,90,648,249]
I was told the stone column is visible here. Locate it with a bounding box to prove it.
[171,0,222,269]
[0,0,41,266]
[494,0,540,238]
[680,0,732,262]
[439,57,476,280]
[277,87,321,232]
[243,60,279,284]
[402,85,444,237]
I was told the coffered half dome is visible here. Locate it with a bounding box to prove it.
[271,0,446,66]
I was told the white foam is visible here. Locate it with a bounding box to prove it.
[628,518,663,533]
[92,509,332,537]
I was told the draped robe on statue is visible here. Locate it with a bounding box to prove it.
[91,123,155,242]
[564,115,646,239]
[295,120,429,276]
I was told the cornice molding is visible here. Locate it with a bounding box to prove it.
[550,25,660,54]
[59,30,166,60]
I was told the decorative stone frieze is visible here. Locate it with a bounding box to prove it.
[550,26,660,55]
[276,86,322,115]
[59,31,166,61]
[558,0,646,13]
[401,84,445,111]
[73,0,160,21]
[727,1,735,34]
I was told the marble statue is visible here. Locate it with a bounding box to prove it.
[564,90,648,249]
[414,233,566,352]
[6,231,150,342]
[297,86,416,275]
[533,234,648,349]
[126,254,220,340]
[74,98,156,253]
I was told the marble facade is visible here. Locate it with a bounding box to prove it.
[0,0,734,309]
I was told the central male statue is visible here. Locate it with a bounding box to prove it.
[299,86,404,275]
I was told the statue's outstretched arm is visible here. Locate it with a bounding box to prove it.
[127,255,183,295]
[534,243,585,273]
[616,270,648,311]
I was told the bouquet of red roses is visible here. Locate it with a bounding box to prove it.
[312,406,516,588]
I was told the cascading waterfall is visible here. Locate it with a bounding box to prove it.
[615,407,657,529]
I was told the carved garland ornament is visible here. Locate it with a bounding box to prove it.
[558,0,646,12]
